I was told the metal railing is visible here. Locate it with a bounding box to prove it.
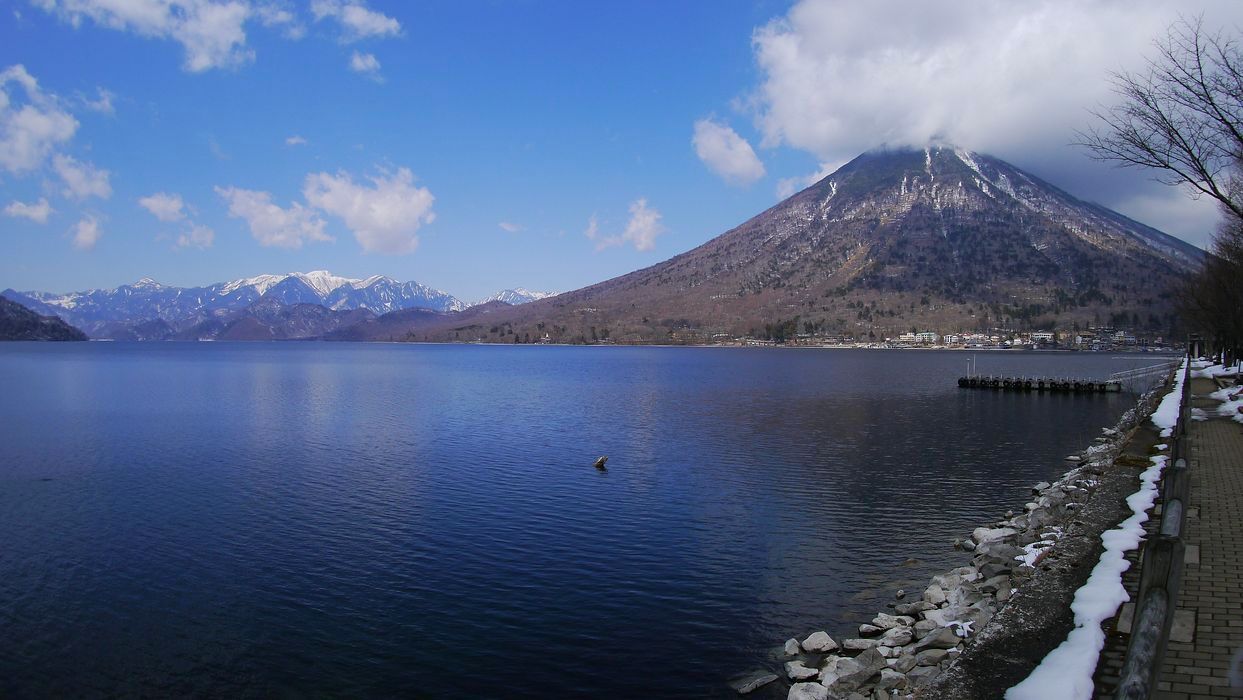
[1114,357,1193,699]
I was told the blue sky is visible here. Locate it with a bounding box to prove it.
[3,0,1241,301]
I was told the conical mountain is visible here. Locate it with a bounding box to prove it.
[384,145,1205,343]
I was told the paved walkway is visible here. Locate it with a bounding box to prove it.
[1151,377,1243,698]
[1095,376,1243,698]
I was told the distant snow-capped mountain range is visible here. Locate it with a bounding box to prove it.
[475,288,560,306]
[1,271,556,338]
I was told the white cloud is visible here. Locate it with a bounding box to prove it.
[34,0,256,72]
[53,153,112,200]
[498,221,523,233]
[750,0,1243,167]
[303,167,434,254]
[692,118,765,186]
[0,64,79,173]
[138,191,186,221]
[311,0,401,42]
[587,199,666,252]
[71,214,101,250]
[775,160,841,200]
[285,134,307,146]
[255,3,303,39]
[4,197,53,223]
[216,185,331,248]
[82,87,115,114]
[177,223,215,249]
[348,50,381,76]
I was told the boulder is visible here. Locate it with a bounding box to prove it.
[923,584,946,606]
[895,601,935,616]
[787,682,829,700]
[971,526,1018,545]
[829,648,887,693]
[842,638,879,651]
[915,648,949,666]
[875,668,908,691]
[1033,481,1051,493]
[802,631,839,653]
[870,613,912,630]
[784,638,801,656]
[786,660,819,681]
[879,627,913,646]
[907,666,941,687]
[858,624,883,637]
[818,656,845,685]
[979,574,1011,594]
[733,673,779,695]
[913,619,938,637]
[891,653,918,673]
[912,627,961,651]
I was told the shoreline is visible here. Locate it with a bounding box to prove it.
[734,377,1168,698]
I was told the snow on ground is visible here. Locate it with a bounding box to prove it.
[1005,453,1169,700]
[1210,386,1243,425]
[1008,364,1187,698]
[1151,358,1189,438]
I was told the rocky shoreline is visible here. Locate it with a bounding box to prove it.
[733,385,1165,699]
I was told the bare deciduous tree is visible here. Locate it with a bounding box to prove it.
[1079,17,1243,361]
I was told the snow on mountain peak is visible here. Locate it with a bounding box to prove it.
[474,288,559,306]
[292,270,356,296]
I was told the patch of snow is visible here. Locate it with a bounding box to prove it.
[221,273,284,295]
[294,270,355,296]
[1150,358,1189,438]
[1210,386,1243,424]
[352,275,389,289]
[1005,452,1170,700]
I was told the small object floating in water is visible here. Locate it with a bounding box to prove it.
[593,456,608,470]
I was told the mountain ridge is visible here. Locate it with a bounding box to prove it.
[383,145,1203,344]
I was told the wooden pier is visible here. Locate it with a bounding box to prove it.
[957,375,1122,393]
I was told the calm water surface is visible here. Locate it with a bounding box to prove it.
[0,343,1168,697]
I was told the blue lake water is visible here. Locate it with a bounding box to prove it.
[0,343,1168,697]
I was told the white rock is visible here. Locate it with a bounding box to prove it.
[923,583,946,606]
[786,660,819,681]
[971,526,1018,545]
[842,637,879,651]
[801,630,839,653]
[787,682,829,700]
[871,613,909,630]
[784,638,801,656]
[880,627,913,646]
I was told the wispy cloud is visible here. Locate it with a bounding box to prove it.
[33,0,257,72]
[71,214,102,250]
[216,185,331,249]
[4,197,53,223]
[53,154,111,200]
[692,118,765,186]
[0,64,78,174]
[586,199,665,252]
[348,51,381,79]
[285,134,307,146]
[138,192,186,222]
[311,0,401,42]
[498,221,524,233]
[177,223,215,249]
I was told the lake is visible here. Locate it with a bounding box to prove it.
[0,343,1168,697]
